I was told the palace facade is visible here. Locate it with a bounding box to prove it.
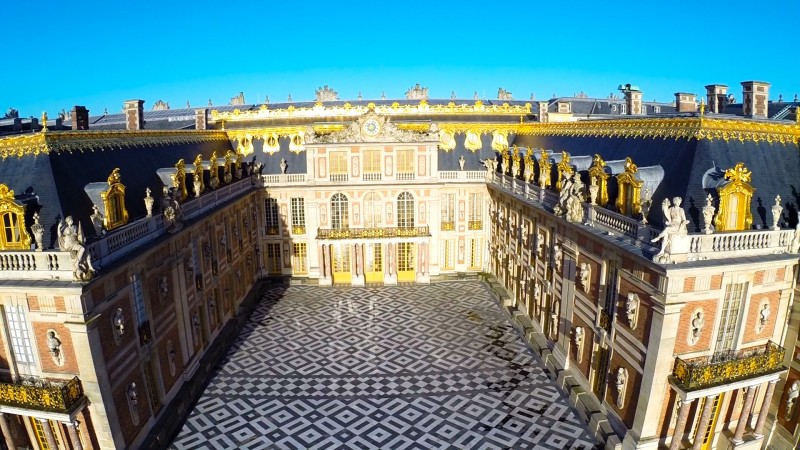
[0,82,797,449]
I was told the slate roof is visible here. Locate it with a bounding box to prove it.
[0,139,235,249]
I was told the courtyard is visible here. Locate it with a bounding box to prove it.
[170,282,597,449]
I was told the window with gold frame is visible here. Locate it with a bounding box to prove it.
[266,243,281,273]
[396,148,415,180]
[290,197,306,235]
[441,193,455,231]
[264,197,279,235]
[397,192,415,228]
[363,192,381,228]
[329,151,348,181]
[363,150,382,181]
[30,418,62,450]
[292,242,308,274]
[331,193,349,230]
[0,184,30,250]
[441,239,455,270]
[469,238,483,269]
[615,157,643,217]
[714,163,754,232]
[468,193,483,230]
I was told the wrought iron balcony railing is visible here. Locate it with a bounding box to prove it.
[317,226,431,240]
[0,376,84,413]
[672,341,785,390]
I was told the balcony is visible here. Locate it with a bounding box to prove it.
[0,376,84,413]
[317,226,431,240]
[672,341,785,391]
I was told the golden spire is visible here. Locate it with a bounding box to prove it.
[699,99,705,116]
[41,111,48,132]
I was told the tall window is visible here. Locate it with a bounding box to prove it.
[264,197,279,235]
[363,150,382,181]
[469,238,482,269]
[266,243,281,273]
[6,304,35,373]
[715,283,746,357]
[331,193,349,230]
[396,149,415,180]
[290,198,306,235]
[468,193,483,230]
[364,192,381,228]
[131,274,147,327]
[330,151,348,182]
[30,418,62,450]
[143,360,161,412]
[397,192,415,228]
[292,242,308,274]
[397,242,414,272]
[441,239,455,270]
[441,193,455,231]
[0,212,22,249]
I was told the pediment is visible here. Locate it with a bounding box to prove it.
[305,111,438,144]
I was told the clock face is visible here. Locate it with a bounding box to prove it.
[362,118,380,136]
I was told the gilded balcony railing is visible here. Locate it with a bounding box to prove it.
[672,341,785,390]
[468,220,483,230]
[441,221,455,231]
[317,226,431,240]
[292,226,306,235]
[0,376,84,413]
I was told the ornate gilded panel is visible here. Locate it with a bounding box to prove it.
[587,154,609,206]
[0,184,31,250]
[538,149,552,188]
[615,157,643,216]
[172,159,188,201]
[555,151,574,191]
[714,163,755,232]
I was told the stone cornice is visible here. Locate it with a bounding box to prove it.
[0,130,229,159]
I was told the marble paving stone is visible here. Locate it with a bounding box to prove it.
[170,282,599,450]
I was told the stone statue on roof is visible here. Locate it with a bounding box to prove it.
[58,216,94,281]
[497,88,513,101]
[315,85,338,102]
[405,84,428,100]
[651,197,689,263]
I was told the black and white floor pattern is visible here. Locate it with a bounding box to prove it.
[170,282,597,450]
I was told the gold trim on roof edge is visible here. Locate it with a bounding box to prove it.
[211,100,533,121]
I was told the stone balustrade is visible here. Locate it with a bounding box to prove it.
[0,251,74,280]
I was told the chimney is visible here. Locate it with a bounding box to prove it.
[29,117,39,130]
[537,101,549,123]
[70,106,89,130]
[195,109,208,130]
[704,85,728,114]
[674,93,698,113]
[12,118,21,132]
[124,100,145,130]
[741,81,770,118]
[618,84,643,115]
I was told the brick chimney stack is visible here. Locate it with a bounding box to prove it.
[124,100,145,130]
[195,109,208,130]
[741,81,770,118]
[619,84,643,115]
[71,106,89,130]
[704,85,728,114]
[674,93,698,113]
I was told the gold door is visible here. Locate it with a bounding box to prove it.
[364,243,384,284]
[331,244,352,284]
[397,242,416,283]
[695,393,724,450]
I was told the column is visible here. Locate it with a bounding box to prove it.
[669,398,695,450]
[754,380,778,437]
[38,418,58,450]
[0,413,16,450]
[692,395,716,450]
[64,420,84,450]
[733,385,758,443]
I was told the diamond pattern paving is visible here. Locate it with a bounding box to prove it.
[170,282,598,449]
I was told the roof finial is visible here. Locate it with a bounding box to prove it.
[699,98,705,116]
[41,111,48,132]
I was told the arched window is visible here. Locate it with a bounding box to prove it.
[331,193,349,230]
[0,184,30,250]
[397,192,415,228]
[363,192,381,228]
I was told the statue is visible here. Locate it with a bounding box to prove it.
[459,155,465,171]
[90,205,104,236]
[167,340,177,376]
[615,368,628,408]
[702,194,715,234]
[511,147,521,178]
[162,188,185,233]
[280,158,288,174]
[555,172,585,222]
[772,195,783,230]
[757,302,771,333]
[573,326,585,363]
[31,212,44,251]
[128,382,140,425]
[47,330,64,366]
[58,216,93,280]
[578,262,591,293]
[787,380,800,420]
[553,244,562,273]
[626,293,639,330]
[113,308,125,341]
[144,187,154,217]
[533,282,541,304]
[689,310,704,345]
[159,276,169,301]
[651,197,689,263]
[481,158,497,176]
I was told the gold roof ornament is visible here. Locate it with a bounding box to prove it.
[491,131,509,151]
[699,99,705,116]
[715,162,755,231]
[624,156,638,174]
[616,156,644,216]
[41,112,48,133]
[172,159,188,201]
[555,151,574,191]
[538,149,552,188]
[192,154,205,195]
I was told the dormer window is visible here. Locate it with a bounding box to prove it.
[615,157,643,217]
[714,163,754,231]
[102,168,129,230]
[0,184,31,250]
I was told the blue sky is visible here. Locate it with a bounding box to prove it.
[2,0,799,116]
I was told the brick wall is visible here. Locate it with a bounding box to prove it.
[617,278,653,346]
[32,322,79,374]
[606,354,639,428]
[741,290,780,344]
